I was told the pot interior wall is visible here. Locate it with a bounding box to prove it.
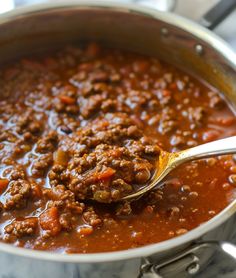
[0,6,235,107]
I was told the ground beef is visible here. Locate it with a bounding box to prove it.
[116,202,132,216]
[83,207,102,227]
[40,185,85,234]
[43,185,85,215]
[158,107,177,134]
[208,91,224,108]
[10,165,27,180]
[4,179,31,210]
[0,43,234,254]
[80,94,103,118]
[187,107,205,124]
[5,218,38,238]
[48,165,69,187]
[31,153,53,177]
[59,211,77,231]
[56,113,160,202]
[35,131,58,154]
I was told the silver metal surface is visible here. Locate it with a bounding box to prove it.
[139,241,236,277]
[0,1,236,277]
[0,0,176,13]
[123,136,236,200]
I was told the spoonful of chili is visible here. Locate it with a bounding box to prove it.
[122,136,236,201]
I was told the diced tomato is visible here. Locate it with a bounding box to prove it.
[59,95,76,105]
[169,82,177,90]
[96,168,116,181]
[162,89,171,97]
[78,226,93,236]
[31,183,42,198]
[133,60,150,73]
[108,149,121,158]
[54,149,69,166]
[0,179,9,194]
[39,207,61,236]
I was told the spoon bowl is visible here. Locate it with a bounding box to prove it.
[122,135,236,201]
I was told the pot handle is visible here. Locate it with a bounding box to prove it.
[138,241,236,278]
[198,0,236,30]
[134,0,236,30]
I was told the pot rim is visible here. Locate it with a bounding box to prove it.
[0,0,236,263]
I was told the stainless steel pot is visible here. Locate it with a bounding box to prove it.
[0,1,236,277]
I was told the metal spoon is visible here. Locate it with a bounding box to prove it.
[122,136,236,201]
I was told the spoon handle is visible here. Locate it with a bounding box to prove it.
[176,135,236,165]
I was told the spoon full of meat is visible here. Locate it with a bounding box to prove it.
[122,136,236,201]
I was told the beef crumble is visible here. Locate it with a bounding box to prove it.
[54,113,160,202]
[0,43,236,253]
